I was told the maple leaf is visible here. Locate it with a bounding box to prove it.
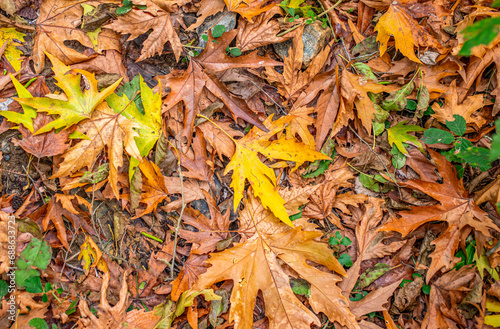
[79,235,108,275]
[51,104,141,200]
[236,7,295,52]
[379,149,498,281]
[159,31,281,144]
[421,265,478,328]
[338,70,391,133]
[224,115,330,226]
[1,74,37,132]
[263,27,330,100]
[105,0,183,61]
[135,160,170,217]
[386,121,425,155]
[32,0,119,73]
[224,0,276,22]
[431,80,487,128]
[176,191,231,255]
[13,113,70,158]
[16,53,122,134]
[107,74,163,177]
[43,194,95,249]
[78,269,162,328]
[191,200,358,329]
[374,2,445,63]
[178,129,214,182]
[0,27,25,71]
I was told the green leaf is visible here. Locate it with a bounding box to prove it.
[359,174,380,192]
[391,145,406,169]
[16,53,122,134]
[290,278,311,297]
[405,99,417,111]
[400,279,412,287]
[381,81,414,111]
[340,237,352,246]
[359,263,391,288]
[422,128,455,144]
[386,121,425,155]
[229,48,242,56]
[335,231,342,239]
[338,253,353,267]
[373,121,385,136]
[116,5,132,15]
[460,146,491,171]
[352,62,377,82]
[28,318,50,329]
[0,280,8,299]
[489,118,500,161]
[1,74,37,132]
[212,25,225,38]
[422,285,431,295]
[25,276,43,293]
[459,16,500,56]
[329,237,339,245]
[445,114,466,136]
[16,238,51,288]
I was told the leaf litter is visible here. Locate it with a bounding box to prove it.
[1,0,500,328]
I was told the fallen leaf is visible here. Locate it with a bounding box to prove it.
[79,235,108,275]
[0,27,25,70]
[51,104,141,200]
[386,121,425,155]
[191,203,357,329]
[224,0,276,22]
[379,149,497,281]
[224,114,330,226]
[16,52,122,134]
[135,160,170,217]
[105,1,182,61]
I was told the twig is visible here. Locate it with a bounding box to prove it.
[347,125,402,198]
[167,141,186,279]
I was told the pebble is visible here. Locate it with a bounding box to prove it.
[196,10,238,49]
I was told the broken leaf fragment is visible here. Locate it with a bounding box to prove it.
[0,27,25,71]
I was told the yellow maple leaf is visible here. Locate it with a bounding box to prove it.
[0,28,25,71]
[79,235,108,275]
[16,52,122,134]
[225,0,276,22]
[223,115,330,227]
[374,3,444,64]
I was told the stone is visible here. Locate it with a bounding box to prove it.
[196,10,238,49]
[273,21,331,69]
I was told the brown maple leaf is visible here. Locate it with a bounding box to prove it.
[176,191,231,255]
[421,265,479,328]
[263,27,330,101]
[51,104,141,200]
[178,129,214,183]
[105,0,182,62]
[135,160,170,218]
[42,194,95,249]
[170,254,209,301]
[379,149,498,281]
[236,7,295,52]
[190,199,358,328]
[159,30,281,144]
[13,113,69,158]
[33,0,119,73]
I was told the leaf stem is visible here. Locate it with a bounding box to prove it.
[196,114,238,144]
